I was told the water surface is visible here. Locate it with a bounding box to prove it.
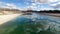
[0,13,60,34]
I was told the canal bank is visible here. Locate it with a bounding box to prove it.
[0,14,21,25]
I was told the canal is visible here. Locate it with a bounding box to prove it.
[0,13,60,34]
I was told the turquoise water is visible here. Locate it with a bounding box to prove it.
[0,13,60,34]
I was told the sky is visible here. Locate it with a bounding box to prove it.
[0,0,60,11]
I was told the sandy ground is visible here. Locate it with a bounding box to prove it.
[0,14,21,25]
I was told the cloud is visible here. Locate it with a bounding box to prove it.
[24,3,37,10]
[49,1,60,8]
[26,0,59,4]
[23,3,54,10]
[40,8,54,10]
[24,0,60,10]
[0,0,59,10]
[0,2,18,9]
[53,4,60,8]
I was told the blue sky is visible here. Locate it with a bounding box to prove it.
[0,0,60,10]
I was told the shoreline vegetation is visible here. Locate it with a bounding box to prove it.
[22,10,60,17]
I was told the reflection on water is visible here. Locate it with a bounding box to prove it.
[0,13,60,34]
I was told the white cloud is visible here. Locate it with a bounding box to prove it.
[5,3,17,9]
[26,0,59,4]
[0,2,18,9]
[40,8,54,10]
[23,3,54,10]
[49,1,60,8]
[0,0,59,10]
[24,3,37,10]
[24,0,60,10]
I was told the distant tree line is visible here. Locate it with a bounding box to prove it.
[39,10,60,13]
[26,10,60,13]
